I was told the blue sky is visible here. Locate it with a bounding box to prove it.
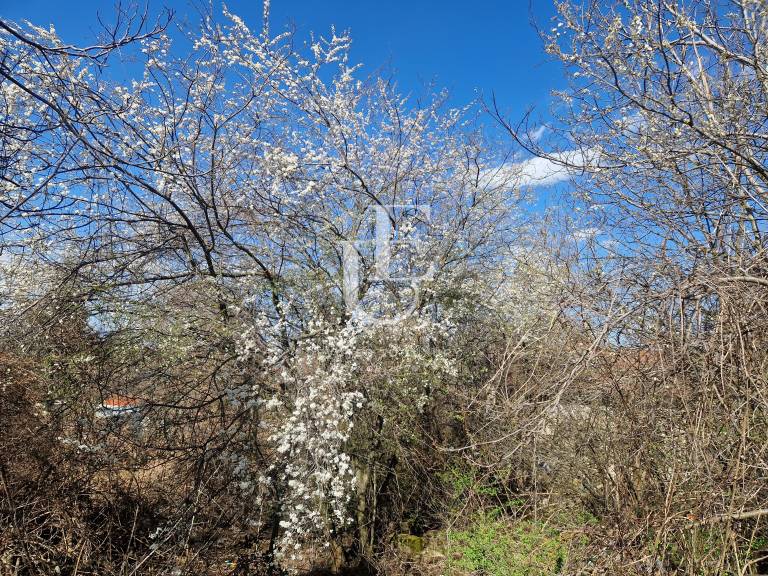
[0,0,564,120]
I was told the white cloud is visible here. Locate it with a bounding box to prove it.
[516,154,573,187]
[480,147,597,191]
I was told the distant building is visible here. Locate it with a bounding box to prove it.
[96,394,143,418]
[96,394,147,437]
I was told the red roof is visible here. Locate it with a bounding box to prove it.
[101,394,142,408]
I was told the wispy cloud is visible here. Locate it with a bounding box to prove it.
[530,125,547,142]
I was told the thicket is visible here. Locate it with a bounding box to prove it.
[2,1,768,574]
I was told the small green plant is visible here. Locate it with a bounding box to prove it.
[440,465,509,506]
[751,535,768,552]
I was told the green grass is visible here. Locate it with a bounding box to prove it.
[446,514,572,576]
